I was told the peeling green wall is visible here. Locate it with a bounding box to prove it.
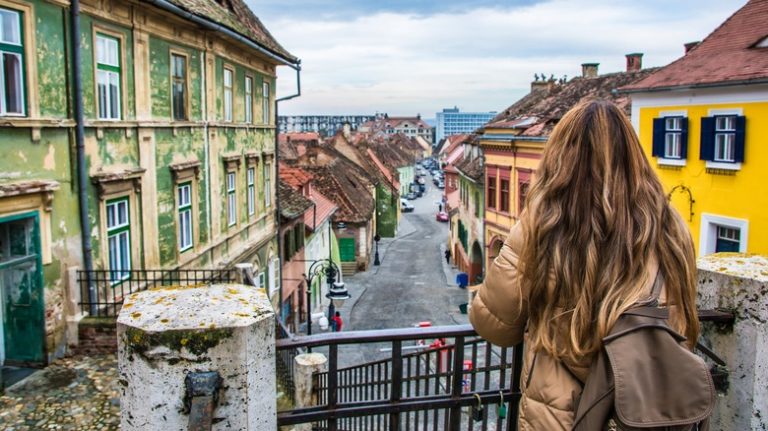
[148,37,203,121]
[35,1,68,118]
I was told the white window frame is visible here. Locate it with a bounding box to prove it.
[106,198,131,284]
[706,108,743,171]
[663,117,682,159]
[713,116,736,162]
[247,167,255,216]
[264,162,271,207]
[699,213,748,255]
[655,111,687,167]
[227,171,236,226]
[262,81,270,124]
[95,33,121,120]
[245,75,253,123]
[223,67,233,122]
[0,7,24,116]
[177,182,193,252]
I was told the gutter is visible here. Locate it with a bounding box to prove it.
[144,0,300,70]
[71,0,96,313]
[618,77,768,94]
[273,63,302,323]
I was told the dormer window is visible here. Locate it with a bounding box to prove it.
[754,35,768,48]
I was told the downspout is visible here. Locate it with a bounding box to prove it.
[201,51,212,264]
[71,0,95,314]
[274,63,302,323]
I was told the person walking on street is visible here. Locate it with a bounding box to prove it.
[469,100,700,430]
[444,248,451,265]
[331,311,343,332]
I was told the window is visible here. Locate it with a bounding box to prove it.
[264,162,271,207]
[518,181,530,214]
[245,76,253,123]
[177,182,192,251]
[171,53,187,121]
[714,116,736,162]
[652,115,687,161]
[715,226,740,253]
[262,81,270,124]
[227,172,236,226]
[664,117,683,158]
[474,191,480,217]
[223,67,233,122]
[0,7,24,115]
[96,34,121,120]
[487,176,496,209]
[500,179,510,213]
[106,198,130,283]
[700,114,745,166]
[247,167,255,216]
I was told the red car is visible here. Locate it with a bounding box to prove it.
[435,211,449,222]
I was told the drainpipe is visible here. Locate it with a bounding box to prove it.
[274,63,302,323]
[70,0,96,314]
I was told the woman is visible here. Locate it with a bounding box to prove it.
[469,99,699,430]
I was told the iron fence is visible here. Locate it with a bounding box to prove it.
[276,324,523,431]
[77,268,238,317]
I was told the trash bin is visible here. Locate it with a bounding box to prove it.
[458,302,468,314]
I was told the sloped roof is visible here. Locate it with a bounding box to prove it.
[278,132,321,145]
[157,0,297,63]
[455,155,484,182]
[622,0,768,92]
[304,188,337,231]
[279,164,314,188]
[278,180,313,220]
[486,68,657,137]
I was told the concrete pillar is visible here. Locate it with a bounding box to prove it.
[697,254,768,431]
[293,353,328,431]
[117,283,276,430]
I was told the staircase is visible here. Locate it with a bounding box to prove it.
[340,262,357,276]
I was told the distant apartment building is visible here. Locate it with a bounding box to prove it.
[435,107,497,142]
[279,115,377,137]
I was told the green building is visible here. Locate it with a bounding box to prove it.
[0,0,298,365]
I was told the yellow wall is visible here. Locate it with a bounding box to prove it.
[637,100,768,255]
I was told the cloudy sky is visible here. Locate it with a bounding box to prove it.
[248,0,744,118]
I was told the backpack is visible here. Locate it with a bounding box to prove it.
[572,274,717,431]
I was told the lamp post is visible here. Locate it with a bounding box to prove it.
[373,234,381,266]
[302,259,349,337]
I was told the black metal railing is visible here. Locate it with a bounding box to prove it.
[276,324,524,431]
[276,318,302,404]
[77,268,238,317]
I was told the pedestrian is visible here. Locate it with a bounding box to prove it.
[444,248,451,265]
[331,311,343,332]
[469,100,699,430]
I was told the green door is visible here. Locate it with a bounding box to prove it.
[338,238,356,262]
[0,214,44,365]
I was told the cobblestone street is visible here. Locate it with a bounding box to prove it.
[0,355,119,430]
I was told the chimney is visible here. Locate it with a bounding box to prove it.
[581,63,599,78]
[684,41,700,54]
[625,53,643,72]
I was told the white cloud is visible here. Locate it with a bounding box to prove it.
[267,0,743,116]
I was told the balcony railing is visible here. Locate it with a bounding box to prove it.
[276,324,524,431]
[275,310,734,431]
[77,268,239,317]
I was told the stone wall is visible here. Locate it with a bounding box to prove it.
[76,317,118,356]
[697,253,768,430]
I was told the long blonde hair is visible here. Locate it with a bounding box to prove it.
[519,99,699,365]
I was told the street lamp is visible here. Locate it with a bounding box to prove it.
[373,234,381,266]
[303,259,349,337]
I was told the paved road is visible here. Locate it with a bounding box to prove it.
[334,175,471,367]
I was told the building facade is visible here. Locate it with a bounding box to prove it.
[454,144,485,284]
[0,0,297,365]
[435,107,497,143]
[622,0,768,255]
[279,115,377,137]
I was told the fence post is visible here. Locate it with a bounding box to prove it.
[697,254,768,431]
[117,283,276,430]
[293,353,328,431]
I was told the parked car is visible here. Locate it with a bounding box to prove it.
[418,183,426,193]
[433,178,440,186]
[417,177,426,185]
[400,199,414,213]
[435,211,449,222]
[406,192,417,200]
[437,182,445,189]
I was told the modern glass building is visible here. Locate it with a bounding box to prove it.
[435,107,497,142]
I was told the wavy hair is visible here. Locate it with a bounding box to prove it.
[518,99,699,365]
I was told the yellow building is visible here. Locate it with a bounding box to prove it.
[622,0,768,255]
[479,59,655,269]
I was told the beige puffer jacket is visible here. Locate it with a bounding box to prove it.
[469,223,662,430]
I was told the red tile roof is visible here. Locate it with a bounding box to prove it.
[278,132,321,144]
[622,0,768,91]
[279,164,314,189]
[304,187,338,231]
